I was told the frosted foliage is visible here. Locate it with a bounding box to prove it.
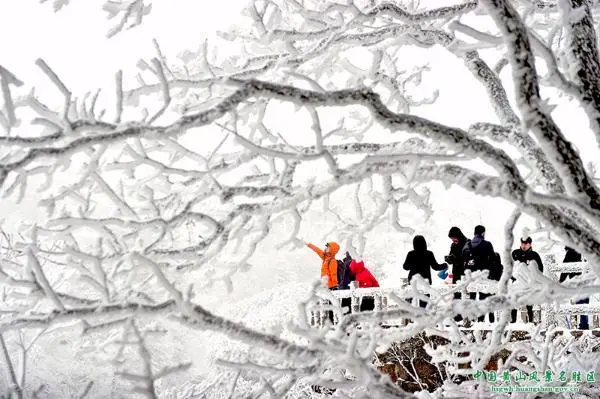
[3,0,600,397]
[39,0,152,37]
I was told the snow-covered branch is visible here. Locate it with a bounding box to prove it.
[482,0,600,212]
[559,0,600,142]
[5,0,600,395]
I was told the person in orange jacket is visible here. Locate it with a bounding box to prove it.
[306,241,340,289]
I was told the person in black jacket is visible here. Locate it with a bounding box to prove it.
[445,227,468,284]
[511,236,543,273]
[463,225,497,322]
[560,246,582,282]
[560,246,588,329]
[445,227,468,321]
[510,236,543,323]
[463,225,496,273]
[403,235,447,308]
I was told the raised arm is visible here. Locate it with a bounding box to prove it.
[306,243,325,260]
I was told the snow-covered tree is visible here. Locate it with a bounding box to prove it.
[3,0,600,396]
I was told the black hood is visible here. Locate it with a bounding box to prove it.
[448,226,467,241]
[413,235,427,252]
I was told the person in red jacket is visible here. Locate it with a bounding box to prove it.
[349,260,379,311]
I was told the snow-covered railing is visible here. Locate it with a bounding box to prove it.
[544,257,599,330]
[307,282,529,328]
[547,260,591,274]
[308,259,599,330]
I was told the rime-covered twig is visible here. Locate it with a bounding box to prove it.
[364,1,477,22]
[0,300,178,334]
[559,0,600,142]
[15,328,47,390]
[498,208,521,296]
[450,19,577,95]
[482,0,600,212]
[34,59,72,124]
[460,50,563,192]
[104,0,153,39]
[119,320,157,398]
[76,381,94,399]
[0,333,23,399]
[132,253,184,304]
[146,58,170,124]
[27,249,65,311]
[0,79,524,197]
[114,71,123,123]
[0,65,24,129]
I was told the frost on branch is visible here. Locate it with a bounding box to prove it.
[3,0,600,396]
[39,0,71,12]
[103,0,153,38]
[40,0,152,38]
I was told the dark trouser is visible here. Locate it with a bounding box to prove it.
[527,305,534,323]
[470,292,494,322]
[577,298,589,329]
[360,296,375,311]
[406,296,427,309]
[452,273,464,321]
[511,306,534,323]
[341,297,352,315]
[454,292,463,322]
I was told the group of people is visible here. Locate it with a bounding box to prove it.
[307,225,590,329]
[402,225,506,322]
[306,242,379,317]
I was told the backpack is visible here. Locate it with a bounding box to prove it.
[493,252,502,268]
[337,255,354,289]
[337,260,347,289]
[464,241,483,271]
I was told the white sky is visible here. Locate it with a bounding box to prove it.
[0,0,247,92]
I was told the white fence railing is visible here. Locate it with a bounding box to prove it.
[308,259,599,330]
